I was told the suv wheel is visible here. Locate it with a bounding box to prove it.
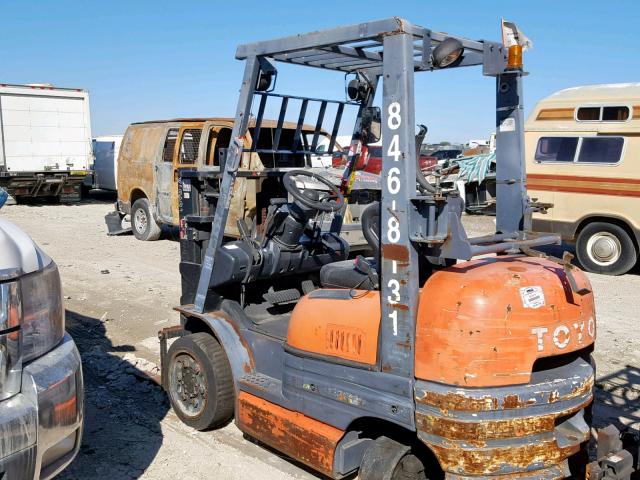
[131,198,162,241]
[576,222,637,275]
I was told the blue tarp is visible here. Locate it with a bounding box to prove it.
[451,152,495,184]
[0,188,7,209]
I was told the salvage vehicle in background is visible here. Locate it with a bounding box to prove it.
[83,135,123,192]
[106,118,378,249]
[0,83,92,203]
[0,204,84,477]
[527,83,640,275]
[333,141,437,173]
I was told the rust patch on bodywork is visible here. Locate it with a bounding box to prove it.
[415,369,595,476]
[428,440,579,477]
[417,390,499,413]
[416,403,585,442]
[210,309,256,371]
[381,243,410,262]
[175,305,256,372]
[237,391,343,477]
[417,374,594,414]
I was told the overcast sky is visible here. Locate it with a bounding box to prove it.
[2,1,639,143]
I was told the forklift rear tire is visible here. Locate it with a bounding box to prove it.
[166,333,234,431]
[359,436,428,480]
[131,198,162,241]
[575,222,637,275]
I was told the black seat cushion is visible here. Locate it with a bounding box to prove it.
[320,256,378,290]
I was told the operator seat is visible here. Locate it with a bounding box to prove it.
[319,201,380,290]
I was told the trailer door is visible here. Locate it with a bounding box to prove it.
[93,140,117,190]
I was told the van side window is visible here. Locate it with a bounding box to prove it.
[163,128,179,162]
[535,137,578,162]
[179,128,202,164]
[577,137,624,164]
[213,128,232,167]
[576,106,629,122]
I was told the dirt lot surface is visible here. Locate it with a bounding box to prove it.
[2,196,639,479]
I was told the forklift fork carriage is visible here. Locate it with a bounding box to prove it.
[159,17,638,480]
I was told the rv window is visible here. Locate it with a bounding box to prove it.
[179,128,202,164]
[577,106,630,122]
[163,128,179,162]
[577,137,624,164]
[535,137,578,162]
[576,107,600,121]
[602,106,629,121]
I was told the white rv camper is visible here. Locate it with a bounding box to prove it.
[0,83,92,202]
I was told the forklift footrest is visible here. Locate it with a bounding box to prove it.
[263,288,301,305]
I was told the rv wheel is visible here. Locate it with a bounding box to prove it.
[166,333,234,431]
[131,198,162,241]
[359,436,428,480]
[576,222,637,275]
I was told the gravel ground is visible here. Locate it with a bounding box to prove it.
[1,195,638,479]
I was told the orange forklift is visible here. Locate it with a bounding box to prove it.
[159,18,638,479]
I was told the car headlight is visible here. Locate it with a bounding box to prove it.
[0,260,64,400]
[20,260,65,363]
[0,281,22,400]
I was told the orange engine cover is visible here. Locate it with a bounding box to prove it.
[414,255,595,387]
[287,290,381,365]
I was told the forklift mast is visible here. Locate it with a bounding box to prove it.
[190,18,555,377]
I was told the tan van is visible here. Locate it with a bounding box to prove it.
[526,83,640,275]
[110,117,378,247]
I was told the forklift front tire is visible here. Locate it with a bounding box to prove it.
[359,436,428,480]
[166,332,234,431]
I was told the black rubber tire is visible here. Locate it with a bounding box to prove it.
[359,436,428,480]
[575,222,637,275]
[166,333,234,431]
[131,198,162,241]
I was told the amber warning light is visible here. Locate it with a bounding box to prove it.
[508,44,523,69]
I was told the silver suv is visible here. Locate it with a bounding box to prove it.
[0,215,84,479]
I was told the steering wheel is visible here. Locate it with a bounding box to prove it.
[283,170,345,212]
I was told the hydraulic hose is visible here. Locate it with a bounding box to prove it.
[415,124,437,194]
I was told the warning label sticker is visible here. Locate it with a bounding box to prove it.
[499,117,516,132]
[520,286,545,309]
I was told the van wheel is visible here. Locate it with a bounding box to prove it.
[359,436,428,480]
[576,222,637,275]
[166,333,234,431]
[131,198,161,241]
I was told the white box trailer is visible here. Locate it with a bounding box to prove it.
[84,135,122,191]
[0,83,92,202]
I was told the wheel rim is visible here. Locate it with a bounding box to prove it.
[170,353,208,418]
[133,208,148,234]
[586,231,622,266]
